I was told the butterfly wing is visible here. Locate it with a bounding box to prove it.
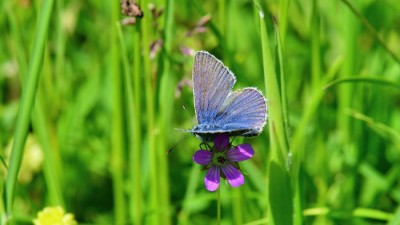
[191,88,267,139]
[215,88,267,136]
[193,51,236,124]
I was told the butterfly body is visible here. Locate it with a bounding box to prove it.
[189,51,267,142]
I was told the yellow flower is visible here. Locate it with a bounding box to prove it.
[33,206,78,225]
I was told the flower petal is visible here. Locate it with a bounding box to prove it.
[214,134,230,151]
[221,164,244,188]
[204,166,220,192]
[226,144,254,162]
[193,150,212,165]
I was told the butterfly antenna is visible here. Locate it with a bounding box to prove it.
[182,105,197,125]
[167,133,190,154]
[199,142,212,150]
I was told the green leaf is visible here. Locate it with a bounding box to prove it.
[268,161,293,225]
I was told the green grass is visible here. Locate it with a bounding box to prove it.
[1,0,400,224]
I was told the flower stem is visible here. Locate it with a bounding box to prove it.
[217,188,221,225]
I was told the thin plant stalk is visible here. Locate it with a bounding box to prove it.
[274,16,298,225]
[278,0,290,44]
[231,188,242,225]
[255,1,293,225]
[139,0,159,223]
[131,30,144,225]
[325,77,400,90]
[4,2,28,81]
[5,0,54,219]
[218,0,226,39]
[55,0,66,93]
[217,188,221,225]
[130,15,143,225]
[32,98,64,206]
[274,19,290,150]
[338,0,359,145]
[177,163,202,225]
[157,0,175,223]
[257,3,289,163]
[5,0,64,208]
[116,23,139,224]
[338,0,360,212]
[110,1,126,224]
[340,0,400,65]
[311,0,321,90]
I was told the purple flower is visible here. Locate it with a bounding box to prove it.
[192,134,254,192]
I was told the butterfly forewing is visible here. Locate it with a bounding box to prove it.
[193,51,236,124]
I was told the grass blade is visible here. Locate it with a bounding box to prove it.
[324,77,400,90]
[340,0,400,65]
[255,1,293,225]
[139,0,159,223]
[110,2,126,224]
[157,0,175,223]
[5,0,64,208]
[116,23,140,224]
[347,110,400,149]
[5,0,55,218]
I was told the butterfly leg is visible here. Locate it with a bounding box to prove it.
[199,142,212,150]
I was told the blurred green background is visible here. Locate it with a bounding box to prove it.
[1,0,400,224]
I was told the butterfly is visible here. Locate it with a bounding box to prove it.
[188,51,267,142]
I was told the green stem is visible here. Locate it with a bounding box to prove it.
[157,0,175,223]
[131,24,143,225]
[274,18,290,152]
[177,164,201,225]
[255,2,293,225]
[311,0,321,90]
[110,2,126,224]
[32,99,64,206]
[55,0,65,93]
[340,0,400,65]
[256,1,288,162]
[140,0,158,223]
[5,0,64,210]
[218,0,226,38]
[117,22,138,224]
[231,189,242,225]
[5,0,54,218]
[217,188,221,225]
[324,77,400,90]
[278,0,290,44]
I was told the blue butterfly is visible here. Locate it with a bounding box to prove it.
[189,51,267,142]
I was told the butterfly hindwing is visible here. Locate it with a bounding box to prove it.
[216,88,267,135]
